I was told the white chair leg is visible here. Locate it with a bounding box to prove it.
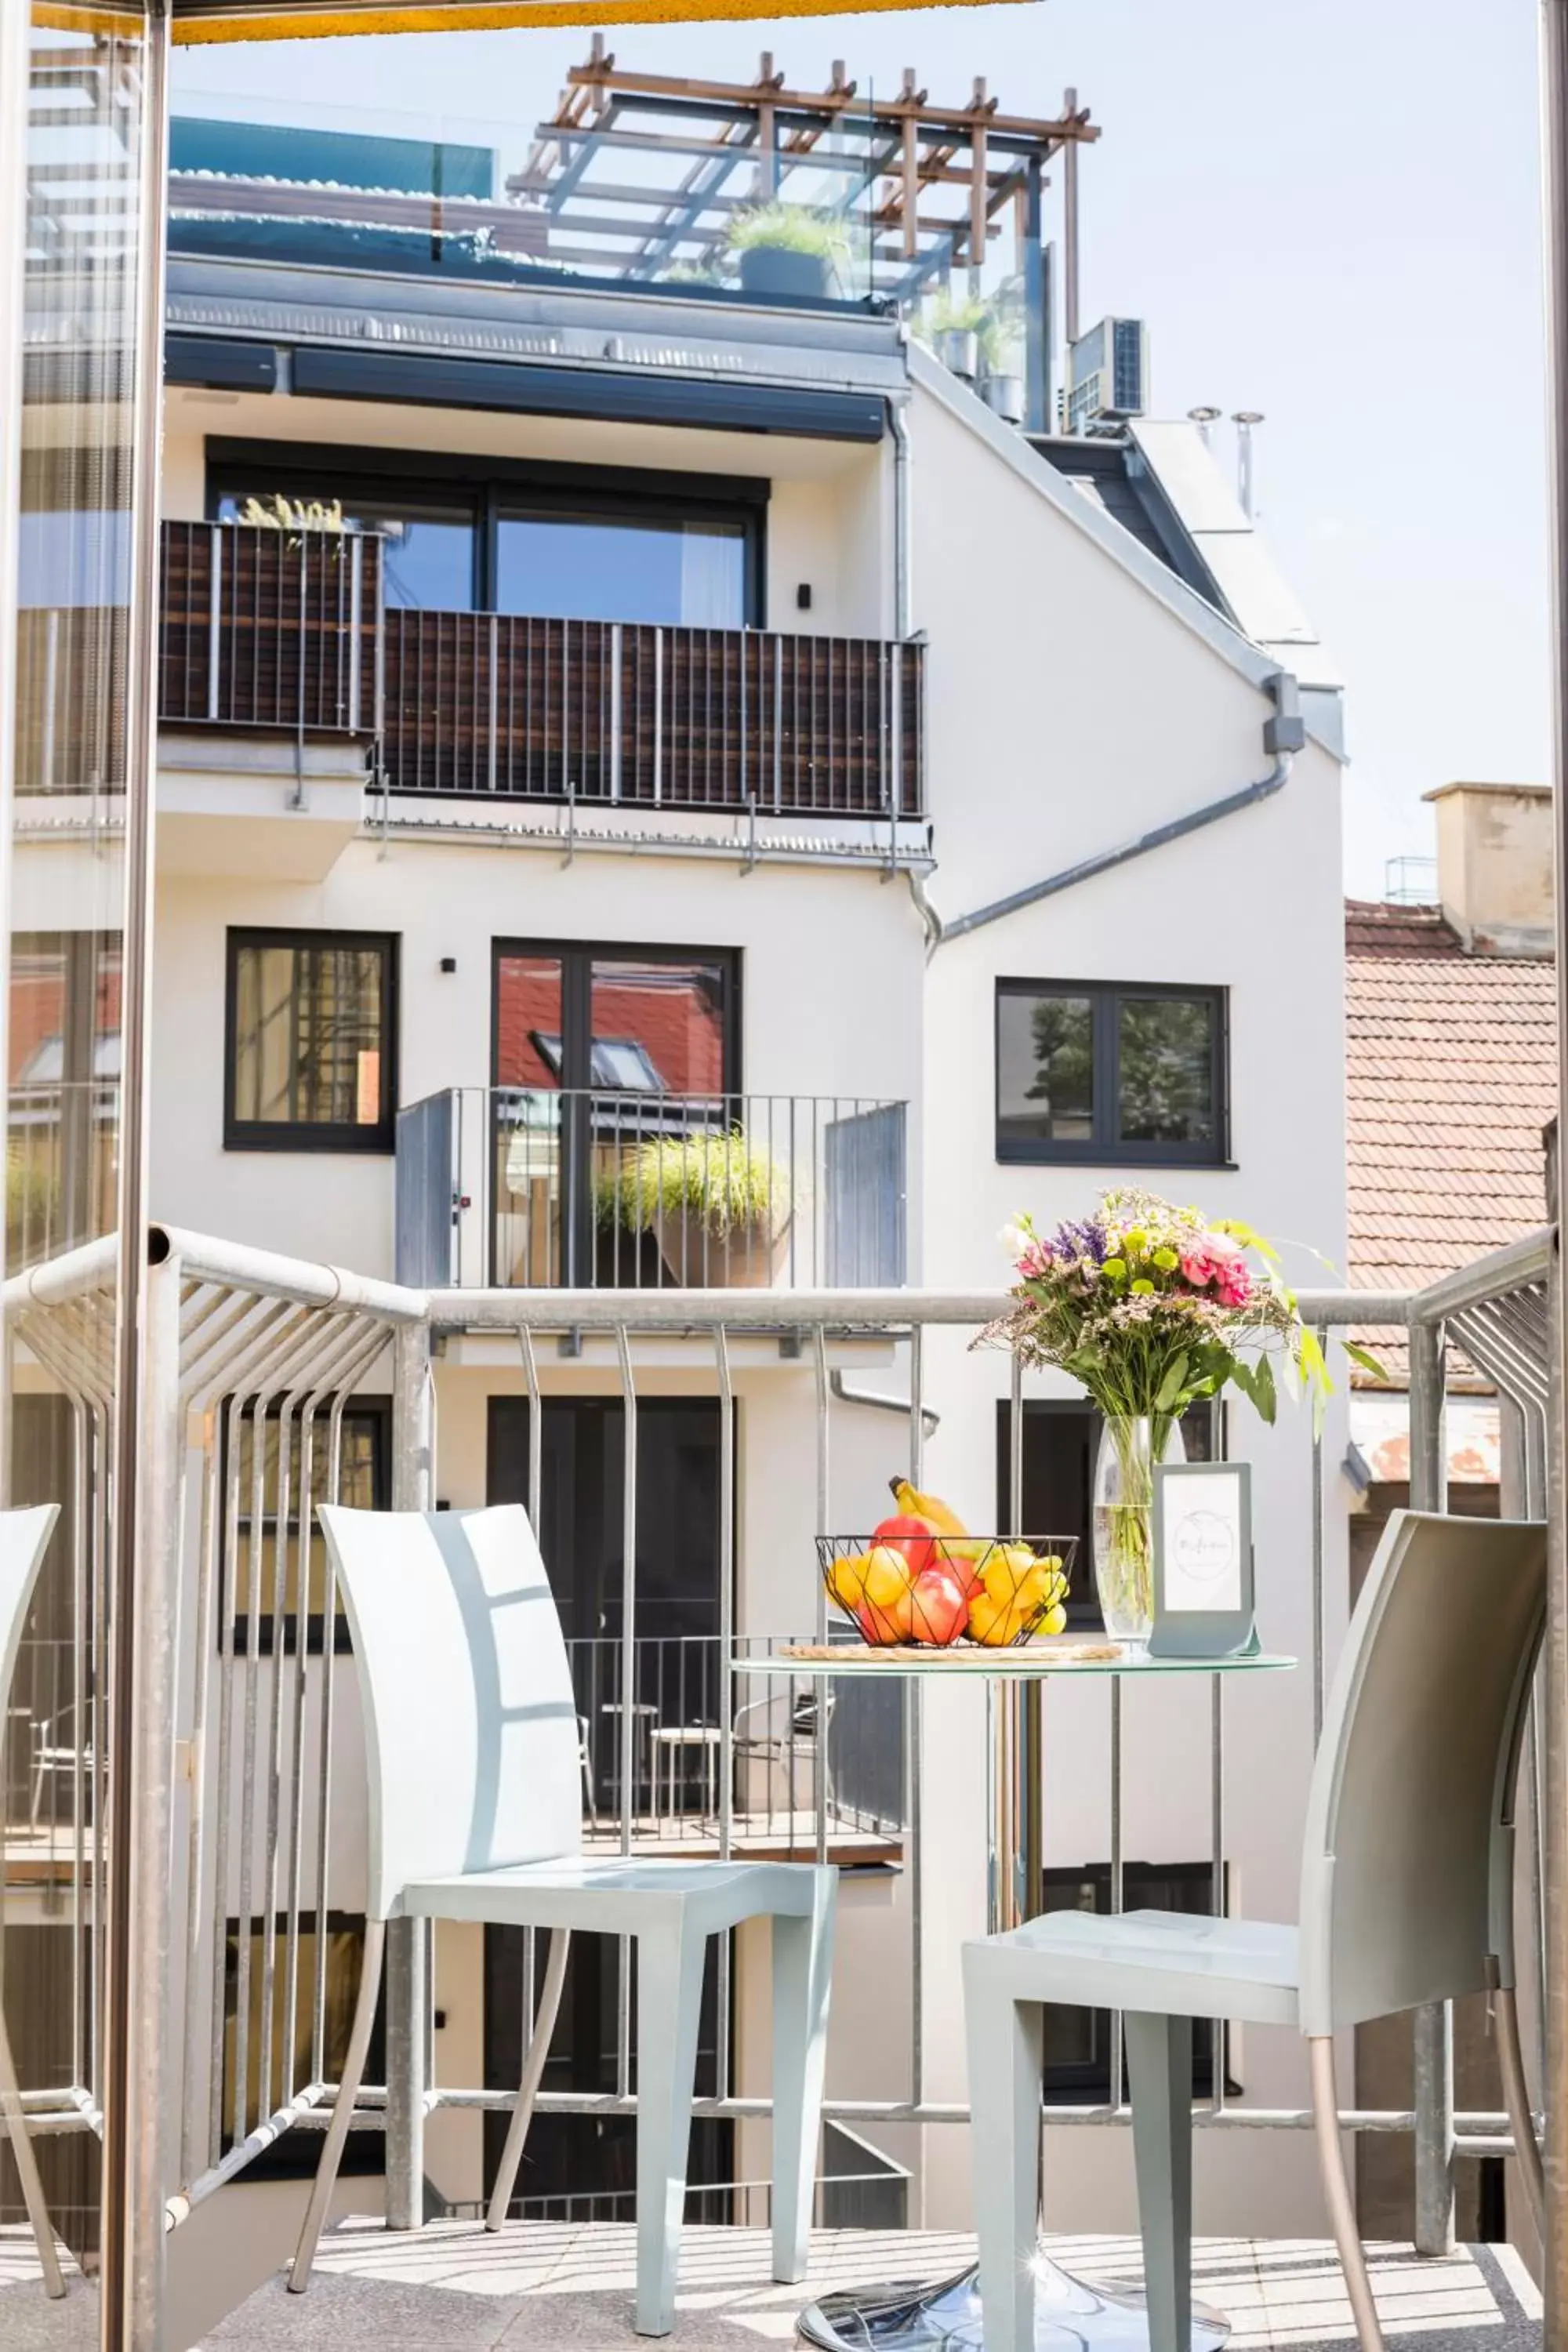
[962,1954,1044,2352]
[290,1918,387,2294]
[1309,2035,1385,2352]
[1124,2012,1192,2352]
[1493,1982,1545,2241]
[634,1918,707,2336]
[485,1926,571,2232]
[0,2004,64,2298]
[770,1872,837,2284]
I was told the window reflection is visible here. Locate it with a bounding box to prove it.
[495,512,746,626]
[1117,996,1217,1147]
[213,491,476,611]
[996,990,1094,1145]
[590,959,728,1094]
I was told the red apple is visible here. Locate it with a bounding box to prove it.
[871,1512,940,1579]
[909,1566,969,1646]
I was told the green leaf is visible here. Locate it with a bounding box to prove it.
[1232,1353,1276,1425]
[1211,1217,1280,1264]
[1342,1341,1392,1384]
[1154,1353,1189,1414]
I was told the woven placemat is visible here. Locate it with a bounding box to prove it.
[776,1638,1122,1664]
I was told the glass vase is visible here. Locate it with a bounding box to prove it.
[1092,1415,1182,1651]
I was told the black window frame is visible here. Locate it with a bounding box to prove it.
[994,977,1230,1168]
[491,937,742,1097]
[224,926,399,1154]
[205,440,769,626]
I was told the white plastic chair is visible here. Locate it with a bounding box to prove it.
[962,1510,1547,2352]
[290,1503,837,2336]
[0,1502,64,2299]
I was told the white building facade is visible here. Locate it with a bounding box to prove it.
[14,144,1349,2270]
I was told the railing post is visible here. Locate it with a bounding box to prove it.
[386,1318,434,2230]
[1409,1315,1455,2256]
[488,614,499,797]
[652,630,664,804]
[888,640,902,829]
[111,1244,184,2350]
[610,621,622,802]
[207,522,222,724]
[347,534,362,734]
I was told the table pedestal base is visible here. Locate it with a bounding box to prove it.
[795,2250,1232,2351]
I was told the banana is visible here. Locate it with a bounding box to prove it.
[888,1476,970,1539]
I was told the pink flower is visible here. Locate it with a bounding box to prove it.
[1179,1243,1253,1310]
[1214,1261,1252,1309]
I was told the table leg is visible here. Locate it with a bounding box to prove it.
[794,1675,1232,2352]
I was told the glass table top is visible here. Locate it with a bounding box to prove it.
[731,1641,1295,1680]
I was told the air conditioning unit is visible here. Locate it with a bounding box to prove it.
[1067,317,1150,431]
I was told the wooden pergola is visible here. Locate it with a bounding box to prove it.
[511,37,1098,318]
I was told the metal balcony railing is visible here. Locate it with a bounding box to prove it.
[382,609,924,816]
[396,1086,909,1291]
[6,1081,120,1273]
[0,1221,1552,2333]
[154,523,926,819]
[158,519,380,737]
[564,1633,905,1850]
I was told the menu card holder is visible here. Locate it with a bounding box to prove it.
[1149,1461,1255,1660]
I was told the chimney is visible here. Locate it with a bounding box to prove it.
[1423,781,1555,956]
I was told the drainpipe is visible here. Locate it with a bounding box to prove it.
[918,671,1305,952]
[890,397,913,640]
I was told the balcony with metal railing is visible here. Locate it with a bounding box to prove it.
[154,521,926,824]
[396,1086,909,1290]
[0,1221,1553,2350]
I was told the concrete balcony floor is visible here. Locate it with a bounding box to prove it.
[0,2222,1543,2352]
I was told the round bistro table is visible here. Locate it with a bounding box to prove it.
[733,1638,1296,2352]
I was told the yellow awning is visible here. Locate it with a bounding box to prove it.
[169,0,1028,34]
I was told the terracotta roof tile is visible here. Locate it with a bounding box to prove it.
[1345,898,1555,1385]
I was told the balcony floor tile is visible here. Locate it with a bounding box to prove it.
[0,2224,1544,2352]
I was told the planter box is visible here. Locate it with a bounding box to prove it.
[983,372,1025,425]
[652,1207,793,1289]
[739,245,835,303]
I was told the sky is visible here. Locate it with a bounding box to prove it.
[174,0,1552,897]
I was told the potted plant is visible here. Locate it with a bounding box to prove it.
[980,310,1025,425]
[725,202,851,303]
[918,289,989,382]
[597,1126,793,1288]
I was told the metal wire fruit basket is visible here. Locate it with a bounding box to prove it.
[816,1534,1077,1648]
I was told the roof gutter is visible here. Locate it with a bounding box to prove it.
[918,670,1305,952]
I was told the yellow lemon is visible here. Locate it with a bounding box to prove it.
[828,1552,869,1612]
[862,1544,914,1610]
[966,1590,1013,1646]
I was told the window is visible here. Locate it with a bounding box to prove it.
[996,980,1227,1166]
[1039,1862,1239,2101]
[226,930,397,1152]
[493,942,737,1096]
[207,445,766,626]
[495,507,748,627]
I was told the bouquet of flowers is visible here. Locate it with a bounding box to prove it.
[985,1188,1376,1643]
